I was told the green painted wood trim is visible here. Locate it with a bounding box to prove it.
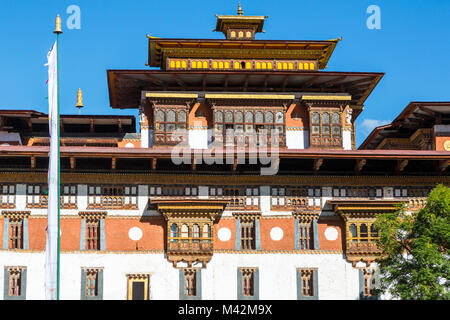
[255,219,261,250]
[313,220,320,250]
[80,269,86,300]
[294,219,299,250]
[23,218,29,250]
[100,219,106,251]
[235,219,241,250]
[2,218,8,250]
[79,219,85,251]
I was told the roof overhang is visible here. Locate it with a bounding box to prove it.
[107,69,383,111]
[360,102,450,149]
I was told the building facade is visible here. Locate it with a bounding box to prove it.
[0,6,449,300]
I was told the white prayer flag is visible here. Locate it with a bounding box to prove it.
[44,41,59,300]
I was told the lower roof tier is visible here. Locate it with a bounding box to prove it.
[0,145,447,176]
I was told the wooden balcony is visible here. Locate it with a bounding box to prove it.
[167,239,212,253]
[27,195,78,209]
[153,133,186,146]
[0,202,15,209]
[26,195,48,208]
[310,135,342,148]
[87,196,137,210]
[347,242,381,254]
[408,197,426,211]
[272,197,320,211]
[214,133,286,147]
[225,197,259,210]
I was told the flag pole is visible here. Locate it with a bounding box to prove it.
[53,14,62,300]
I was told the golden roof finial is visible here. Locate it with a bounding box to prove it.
[53,14,62,34]
[76,88,84,114]
[237,2,243,15]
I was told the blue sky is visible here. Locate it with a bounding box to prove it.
[0,0,449,146]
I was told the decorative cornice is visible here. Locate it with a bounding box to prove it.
[302,95,351,101]
[0,172,447,186]
[232,211,261,221]
[78,211,107,220]
[286,127,306,131]
[291,210,320,221]
[145,92,198,99]
[2,210,31,219]
[205,94,295,100]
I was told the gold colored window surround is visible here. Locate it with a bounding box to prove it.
[127,274,150,300]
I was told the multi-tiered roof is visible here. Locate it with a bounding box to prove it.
[107,5,382,117]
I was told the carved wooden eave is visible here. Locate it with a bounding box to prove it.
[232,211,261,221]
[2,210,31,219]
[151,198,227,221]
[291,209,320,222]
[329,200,403,221]
[78,211,107,221]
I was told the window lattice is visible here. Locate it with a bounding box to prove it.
[8,269,22,297]
[299,269,314,297]
[241,268,256,296]
[184,269,197,296]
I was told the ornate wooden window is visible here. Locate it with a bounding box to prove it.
[26,184,48,208]
[8,268,22,297]
[210,186,259,210]
[348,221,379,244]
[88,185,137,209]
[241,268,256,296]
[8,218,23,249]
[271,186,321,210]
[1,184,15,209]
[362,268,376,297]
[86,219,100,250]
[310,110,342,148]
[407,187,431,197]
[298,222,312,250]
[127,274,150,300]
[167,221,213,252]
[153,107,188,145]
[240,220,256,250]
[213,108,285,146]
[183,269,197,297]
[149,185,198,197]
[61,184,77,209]
[299,269,314,297]
[85,269,99,297]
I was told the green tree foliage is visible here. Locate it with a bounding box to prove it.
[374,184,450,300]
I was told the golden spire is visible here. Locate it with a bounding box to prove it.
[237,2,243,15]
[76,88,84,114]
[53,14,62,34]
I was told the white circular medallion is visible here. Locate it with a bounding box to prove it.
[125,142,135,148]
[217,227,231,241]
[270,227,283,241]
[128,227,143,241]
[324,227,338,241]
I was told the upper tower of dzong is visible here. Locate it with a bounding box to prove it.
[107,4,384,151]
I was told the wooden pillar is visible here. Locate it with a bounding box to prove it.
[90,118,94,133]
[30,156,36,171]
[70,156,76,172]
[111,157,116,172]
